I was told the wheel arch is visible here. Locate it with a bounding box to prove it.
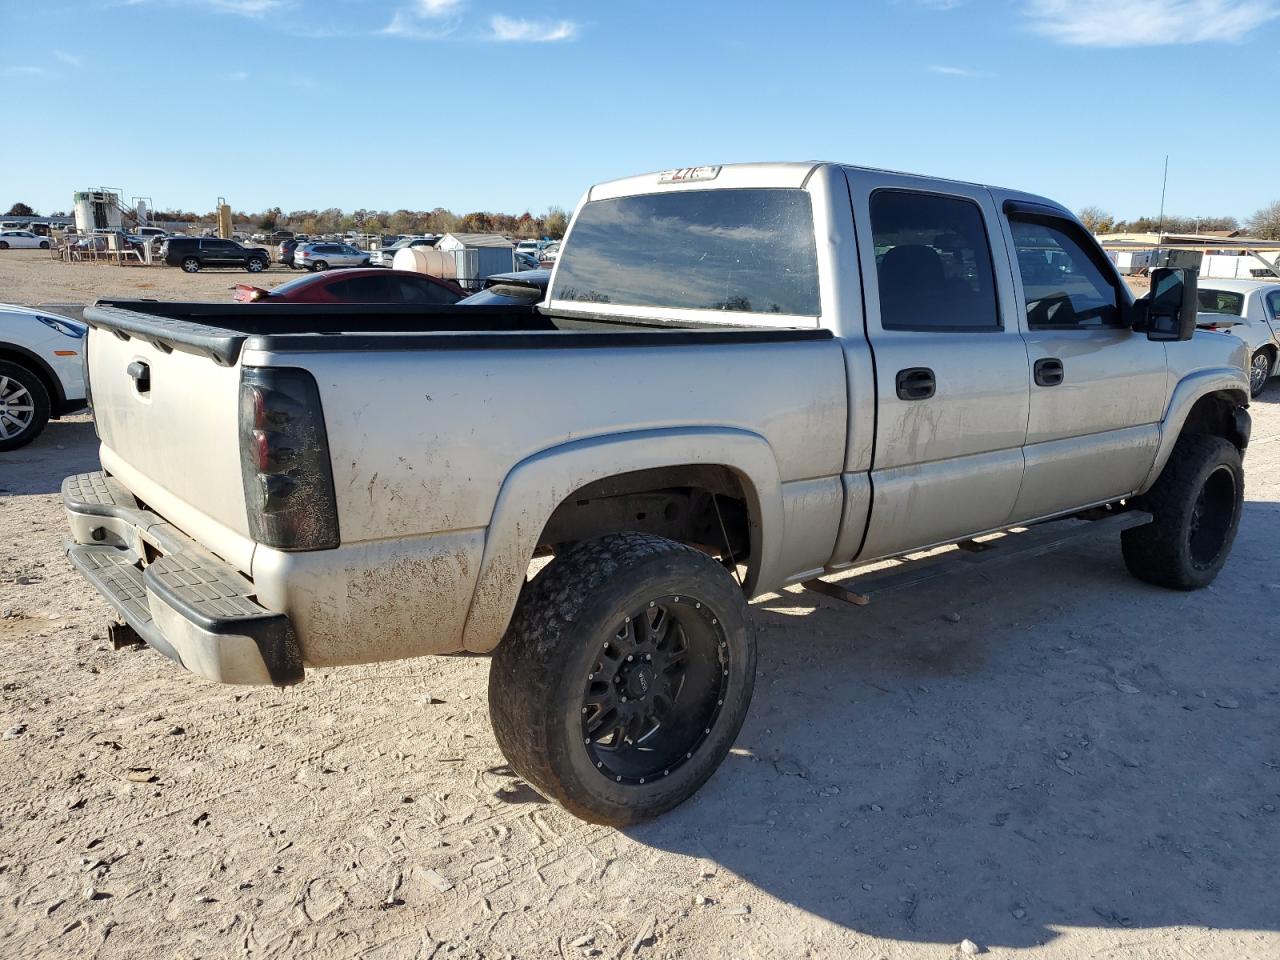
[0,341,66,412]
[1141,370,1250,493]
[459,427,784,654]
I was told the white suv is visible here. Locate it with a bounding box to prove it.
[0,304,88,450]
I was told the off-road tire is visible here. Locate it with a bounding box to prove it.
[489,533,756,826]
[181,257,201,273]
[1122,434,1243,590]
[0,360,52,451]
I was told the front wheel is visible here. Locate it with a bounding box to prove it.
[0,241,9,250]
[246,257,266,273]
[181,257,201,273]
[0,360,51,451]
[489,533,756,826]
[1249,349,1273,397]
[1122,434,1243,590]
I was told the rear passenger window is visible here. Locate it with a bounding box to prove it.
[398,278,456,304]
[870,190,1000,331]
[1009,217,1122,328]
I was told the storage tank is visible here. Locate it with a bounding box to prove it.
[393,247,458,279]
[73,190,123,233]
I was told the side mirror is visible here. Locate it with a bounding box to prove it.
[1145,267,1198,342]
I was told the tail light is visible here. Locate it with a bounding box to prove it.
[238,368,339,550]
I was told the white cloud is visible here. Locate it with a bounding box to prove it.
[53,50,83,66]
[1025,0,1280,46]
[3,65,48,76]
[383,0,464,37]
[206,0,292,15]
[414,0,463,15]
[929,64,978,75]
[488,15,578,42]
[228,69,250,81]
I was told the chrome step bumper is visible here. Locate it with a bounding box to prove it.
[63,471,303,686]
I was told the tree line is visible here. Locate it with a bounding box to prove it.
[4,202,571,239]
[1078,202,1280,240]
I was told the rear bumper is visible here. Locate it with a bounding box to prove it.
[63,471,303,686]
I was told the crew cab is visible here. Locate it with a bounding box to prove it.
[64,162,1250,826]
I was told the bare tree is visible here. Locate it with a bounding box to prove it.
[1247,201,1280,240]
[1077,206,1114,234]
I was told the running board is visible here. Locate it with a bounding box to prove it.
[803,510,1153,606]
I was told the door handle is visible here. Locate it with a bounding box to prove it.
[895,367,936,401]
[1034,358,1064,387]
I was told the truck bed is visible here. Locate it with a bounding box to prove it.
[88,300,831,366]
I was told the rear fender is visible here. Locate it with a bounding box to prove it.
[460,426,783,653]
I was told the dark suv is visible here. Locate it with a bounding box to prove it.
[161,237,271,273]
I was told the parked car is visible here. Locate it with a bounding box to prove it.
[0,230,52,250]
[515,239,543,259]
[538,240,561,266]
[514,252,541,271]
[0,304,87,449]
[371,236,438,268]
[270,230,295,242]
[1196,279,1280,396]
[234,268,465,303]
[277,238,301,269]
[296,242,370,272]
[161,237,271,273]
[65,161,1249,826]
[457,268,549,305]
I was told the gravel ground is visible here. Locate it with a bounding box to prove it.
[0,256,1277,960]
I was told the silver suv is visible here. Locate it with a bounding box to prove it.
[296,242,370,272]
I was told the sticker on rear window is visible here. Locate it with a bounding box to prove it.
[658,166,722,184]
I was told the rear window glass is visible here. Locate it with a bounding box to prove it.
[552,188,820,316]
[1198,289,1245,316]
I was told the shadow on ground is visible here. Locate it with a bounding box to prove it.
[0,415,98,496]
[630,502,1280,949]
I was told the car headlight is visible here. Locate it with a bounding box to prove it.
[36,315,87,338]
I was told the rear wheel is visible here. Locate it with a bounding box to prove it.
[489,533,756,826]
[311,260,329,272]
[0,360,51,451]
[1122,434,1243,590]
[181,257,201,273]
[39,240,50,249]
[1249,349,1273,397]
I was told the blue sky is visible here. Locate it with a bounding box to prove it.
[4,0,1279,221]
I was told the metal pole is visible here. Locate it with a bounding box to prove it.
[1156,155,1168,243]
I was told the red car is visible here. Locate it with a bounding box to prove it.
[234,268,466,304]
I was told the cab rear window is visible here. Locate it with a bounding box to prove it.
[552,188,820,316]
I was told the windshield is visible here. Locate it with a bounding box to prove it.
[552,188,820,316]
[1198,289,1245,316]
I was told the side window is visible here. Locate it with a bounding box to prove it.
[1009,217,1122,329]
[869,190,1000,331]
[1197,289,1245,316]
[1266,290,1280,320]
[399,277,457,304]
[344,275,398,300]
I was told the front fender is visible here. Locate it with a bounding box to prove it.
[460,426,783,653]
[1140,367,1250,492]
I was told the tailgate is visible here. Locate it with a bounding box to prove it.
[87,323,253,571]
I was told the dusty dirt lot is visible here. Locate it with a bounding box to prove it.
[1,255,1278,960]
[0,247,304,307]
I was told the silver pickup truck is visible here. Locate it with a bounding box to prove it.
[64,162,1251,825]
